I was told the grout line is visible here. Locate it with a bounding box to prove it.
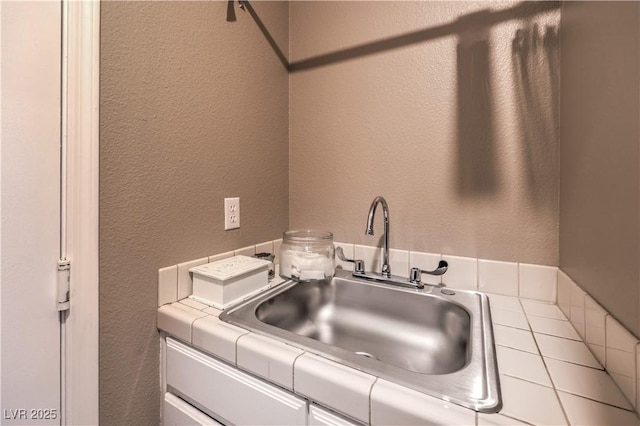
[525,312,569,321]
[604,313,610,370]
[517,297,572,426]
[368,377,378,426]
[522,298,561,306]
[555,389,638,414]
[548,306,638,416]
[232,329,250,367]
[542,352,606,372]
[516,262,521,299]
[489,302,524,314]
[489,412,535,426]
[635,341,640,410]
[501,372,554,390]
[540,354,605,372]
[495,342,538,355]
[524,312,582,340]
[496,328,602,371]
[575,286,587,340]
[530,330,582,342]
[290,350,306,393]
[491,322,530,332]
[497,343,540,357]
[563,270,640,416]
[188,312,208,345]
[497,337,599,373]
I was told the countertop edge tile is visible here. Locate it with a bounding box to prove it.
[236,333,304,391]
[191,315,248,365]
[157,303,208,343]
[370,378,476,426]
[294,352,375,424]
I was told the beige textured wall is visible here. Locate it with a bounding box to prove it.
[289,1,560,265]
[99,2,289,424]
[559,2,640,336]
[100,1,640,422]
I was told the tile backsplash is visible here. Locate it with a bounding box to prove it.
[558,270,640,412]
[159,241,561,308]
[158,238,284,308]
[158,240,640,415]
[478,259,519,297]
[519,263,558,302]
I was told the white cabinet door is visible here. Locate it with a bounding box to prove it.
[309,404,363,426]
[163,393,222,426]
[1,2,62,424]
[166,338,307,426]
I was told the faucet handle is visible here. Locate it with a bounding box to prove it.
[409,261,449,284]
[336,247,365,274]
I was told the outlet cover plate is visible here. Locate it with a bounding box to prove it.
[224,197,240,230]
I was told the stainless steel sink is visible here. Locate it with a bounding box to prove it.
[220,269,501,413]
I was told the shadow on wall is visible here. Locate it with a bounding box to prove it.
[512,24,560,208]
[453,9,560,198]
[226,0,237,22]
[233,0,560,74]
[233,1,560,199]
[455,11,498,196]
[239,0,289,69]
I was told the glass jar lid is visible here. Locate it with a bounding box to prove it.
[283,229,333,243]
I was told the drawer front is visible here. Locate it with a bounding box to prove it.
[309,404,363,426]
[163,393,222,426]
[166,337,307,425]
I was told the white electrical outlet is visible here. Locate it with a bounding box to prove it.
[224,197,240,230]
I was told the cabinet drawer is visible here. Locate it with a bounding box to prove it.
[163,393,222,426]
[309,404,363,426]
[166,337,307,425]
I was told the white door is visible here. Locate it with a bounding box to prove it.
[1,1,63,424]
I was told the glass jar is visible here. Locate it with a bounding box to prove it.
[279,230,335,281]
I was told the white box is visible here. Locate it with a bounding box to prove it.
[189,255,270,309]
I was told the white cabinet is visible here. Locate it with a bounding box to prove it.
[163,393,222,426]
[166,338,307,425]
[309,404,362,426]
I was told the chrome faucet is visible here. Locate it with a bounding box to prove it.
[336,195,449,290]
[365,196,391,278]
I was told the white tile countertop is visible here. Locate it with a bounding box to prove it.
[158,286,640,425]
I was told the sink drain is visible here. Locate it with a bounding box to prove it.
[355,351,378,360]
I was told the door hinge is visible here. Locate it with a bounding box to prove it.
[57,260,70,311]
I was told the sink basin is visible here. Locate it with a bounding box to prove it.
[255,277,469,374]
[220,269,501,413]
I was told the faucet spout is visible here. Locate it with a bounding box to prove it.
[366,196,391,278]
